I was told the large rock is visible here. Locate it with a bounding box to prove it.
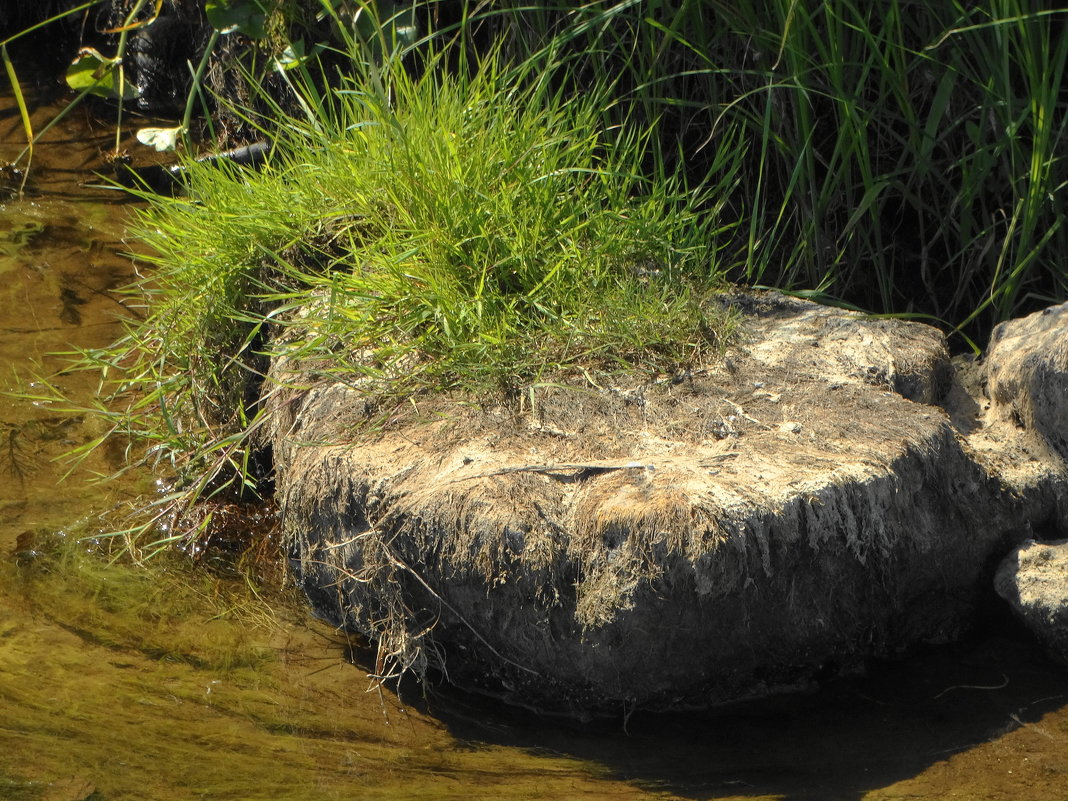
[270,292,1068,716]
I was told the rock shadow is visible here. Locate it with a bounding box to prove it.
[421,626,1068,801]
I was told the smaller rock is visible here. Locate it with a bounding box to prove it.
[995,538,1068,666]
[986,301,1068,460]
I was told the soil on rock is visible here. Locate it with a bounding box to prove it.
[271,292,1068,716]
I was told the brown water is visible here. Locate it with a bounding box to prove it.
[2,91,1068,801]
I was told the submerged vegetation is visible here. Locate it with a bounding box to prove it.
[8,0,1068,553]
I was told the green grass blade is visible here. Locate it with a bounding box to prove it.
[1,44,32,192]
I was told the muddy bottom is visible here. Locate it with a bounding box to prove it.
[1,88,1067,801]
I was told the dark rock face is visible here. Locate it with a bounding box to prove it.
[2,1,210,115]
[270,292,1068,716]
[7,1,272,123]
[996,540,1068,667]
[127,6,207,114]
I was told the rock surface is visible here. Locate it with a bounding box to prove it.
[986,301,1068,461]
[996,539,1068,667]
[270,292,1068,716]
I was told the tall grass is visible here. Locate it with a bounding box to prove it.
[436,0,1067,340]
[19,0,1062,336]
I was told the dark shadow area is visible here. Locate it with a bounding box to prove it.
[412,618,1068,801]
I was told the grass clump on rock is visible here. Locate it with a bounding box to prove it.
[75,44,736,550]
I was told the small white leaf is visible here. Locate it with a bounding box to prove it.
[136,126,184,152]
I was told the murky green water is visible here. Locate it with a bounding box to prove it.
[2,91,1068,801]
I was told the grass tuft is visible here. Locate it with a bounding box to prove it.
[53,40,736,551]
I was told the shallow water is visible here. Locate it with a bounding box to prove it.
[2,90,1068,801]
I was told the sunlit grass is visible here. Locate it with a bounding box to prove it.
[47,33,737,550]
[447,0,1067,339]
[143,51,734,387]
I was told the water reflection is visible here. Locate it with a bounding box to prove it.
[1,91,1067,801]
